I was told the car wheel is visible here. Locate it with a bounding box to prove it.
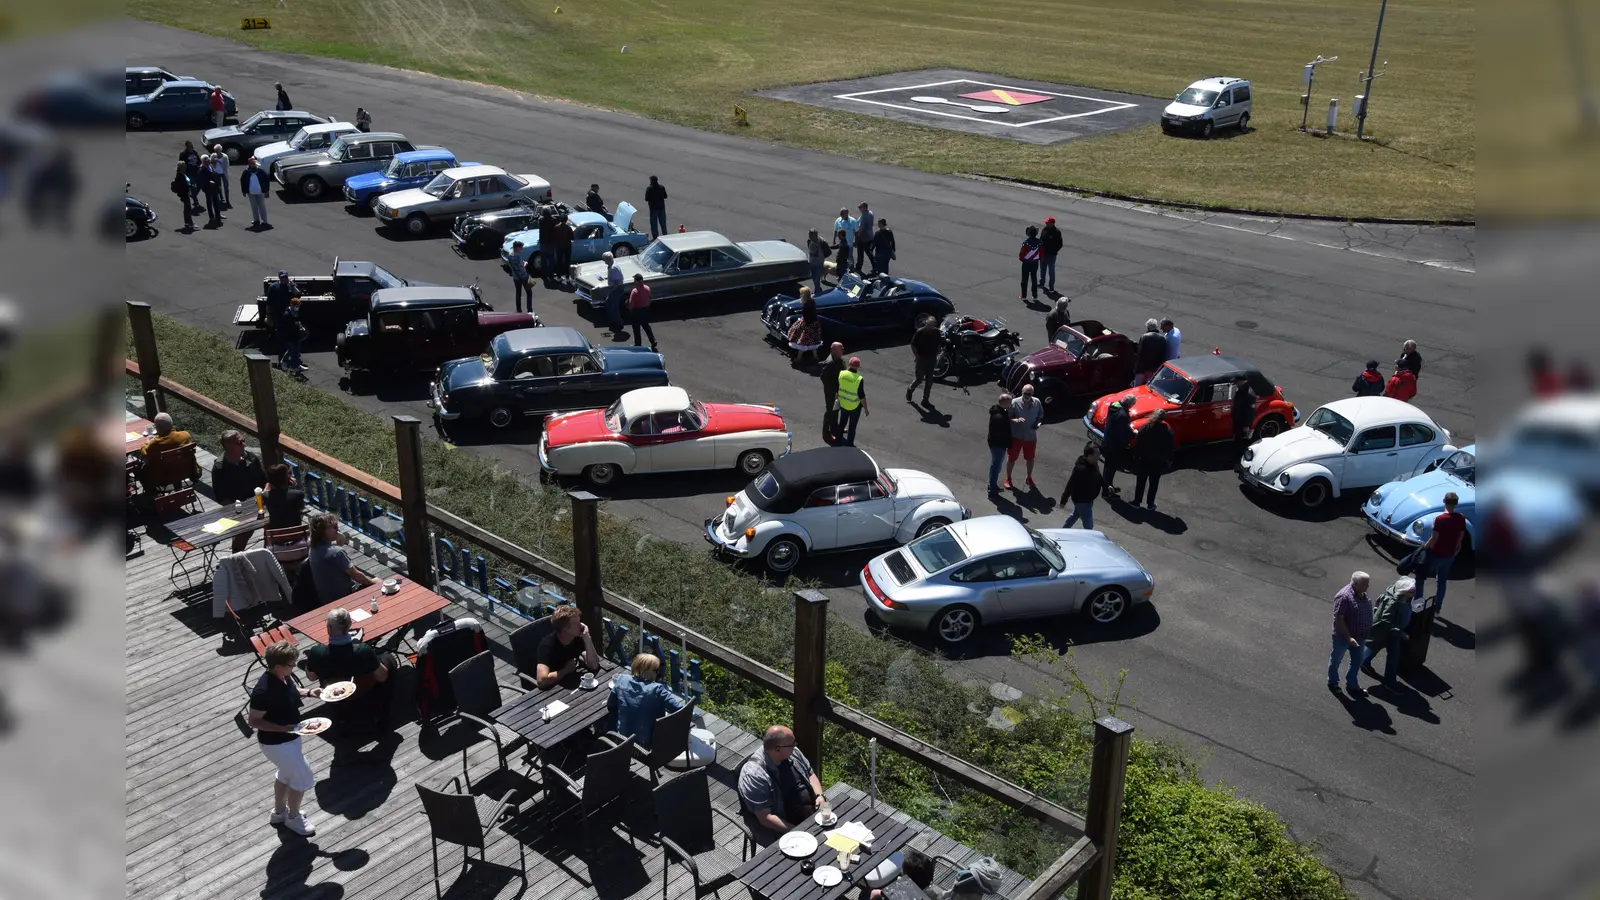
[931,351,953,380]
[405,214,430,237]
[763,536,804,574]
[298,176,327,199]
[1237,112,1251,132]
[735,449,771,477]
[487,407,516,429]
[1083,586,1130,624]
[124,217,139,240]
[126,112,146,129]
[1201,120,1215,139]
[932,605,981,646]
[915,517,951,538]
[1296,477,1332,510]
[1254,415,1287,440]
[584,463,619,487]
[223,144,243,163]
[612,243,636,257]
[367,195,383,215]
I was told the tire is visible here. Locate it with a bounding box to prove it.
[124,217,139,240]
[223,144,243,164]
[735,448,771,477]
[915,517,951,538]
[762,535,804,574]
[1254,414,1287,440]
[298,176,327,199]
[931,351,953,380]
[368,195,383,215]
[405,214,430,237]
[1201,120,1215,139]
[612,243,636,257]
[487,407,516,429]
[1295,477,1332,510]
[1237,112,1251,132]
[1083,586,1130,624]
[584,462,619,487]
[126,111,146,129]
[932,605,981,646]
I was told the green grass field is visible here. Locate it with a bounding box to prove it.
[130,0,1474,221]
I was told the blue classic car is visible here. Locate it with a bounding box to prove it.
[500,202,646,276]
[1364,445,1477,549]
[125,79,235,129]
[343,149,481,211]
[762,273,957,343]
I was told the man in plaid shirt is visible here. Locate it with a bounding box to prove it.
[1329,572,1373,695]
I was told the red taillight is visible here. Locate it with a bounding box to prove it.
[862,567,903,608]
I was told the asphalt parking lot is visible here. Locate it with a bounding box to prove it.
[125,21,1476,900]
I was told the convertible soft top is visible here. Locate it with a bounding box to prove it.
[747,447,878,513]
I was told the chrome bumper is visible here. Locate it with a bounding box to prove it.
[1237,468,1290,494]
[702,515,749,557]
[427,381,460,420]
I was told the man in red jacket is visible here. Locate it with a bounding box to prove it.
[1383,366,1418,402]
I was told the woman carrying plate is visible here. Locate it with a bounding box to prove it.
[248,641,321,836]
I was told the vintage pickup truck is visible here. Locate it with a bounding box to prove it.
[233,258,475,339]
[336,287,539,378]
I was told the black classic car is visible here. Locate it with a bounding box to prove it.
[124,190,157,240]
[336,288,539,378]
[762,273,957,344]
[451,197,552,255]
[429,326,671,429]
[234,258,467,339]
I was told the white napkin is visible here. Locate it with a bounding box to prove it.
[349,608,372,622]
[541,699,570,721]
[830,821,876,848]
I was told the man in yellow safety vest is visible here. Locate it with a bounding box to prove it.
[835,357,869,447]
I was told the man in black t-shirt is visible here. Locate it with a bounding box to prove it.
[906,315,942,407]
[212,429,267,551]
[535,605,599,688]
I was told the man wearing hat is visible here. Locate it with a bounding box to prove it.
[1100,395,1134,498]
[1039,216,1064,294]
[835,357,869,447]
[1351,360,1385,396]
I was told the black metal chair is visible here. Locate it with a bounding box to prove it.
[416,777,526,900]
[654,768,754,899]
[507,616,554,689]
[543,733,636,852]
[447,651,532,791]
[615,698,697,787]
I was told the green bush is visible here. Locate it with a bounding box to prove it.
[130,315,1347,898]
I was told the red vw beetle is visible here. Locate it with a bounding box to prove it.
[1084,353,1298,449]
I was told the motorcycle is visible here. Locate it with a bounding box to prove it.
[932,314,1020,379]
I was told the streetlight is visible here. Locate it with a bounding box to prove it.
[1356,0,1389,139]
[1301,55,1338,131]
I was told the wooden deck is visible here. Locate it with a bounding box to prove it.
[125,447,1032,900]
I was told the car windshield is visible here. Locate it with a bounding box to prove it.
[603,400,623,433]
[381,156,407,177]
[238,112,267,131]
[287,127,311,148]
[1052,328,1086,357]
[750,471,779,501]
[422,173,453,198]
[1027,527,1066,571]
[368,264,408,289]
[838,273,868,300]
[1439,449,1475,485]
[326,137,351,161]
[1146,366,1194,403]
[907,528,967,574]
[1305,407,1356,446]
[639,241,674,272]
[1177,88,1219,106]
[480,342,498,371]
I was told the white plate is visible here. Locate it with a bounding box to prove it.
[295,717,332,736]
[319,681,357,702]
[778,831,818,858]
[812,865,843,887]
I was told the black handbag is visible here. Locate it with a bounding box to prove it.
[1396,546,1428,576]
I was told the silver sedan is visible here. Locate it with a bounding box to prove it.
[860,515,1154,645]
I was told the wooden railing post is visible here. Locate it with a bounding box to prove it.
[393,416,435,588]
[569,491,605,639]
[245,354,282,467]
[126,301,162,419]
[1075,716,1134,900]
[792,589,829,770]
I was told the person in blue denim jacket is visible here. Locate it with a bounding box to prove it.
[607,653,685,747]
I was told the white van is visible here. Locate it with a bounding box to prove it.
[1161,77,1252,138]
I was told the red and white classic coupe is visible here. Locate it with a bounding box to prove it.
[538,386,791,486]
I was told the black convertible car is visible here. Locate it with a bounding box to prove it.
[451,198,557,255]
[761,273,957,343]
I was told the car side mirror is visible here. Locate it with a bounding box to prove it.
[1048,569,1060,580]
[1214,101,1226,108]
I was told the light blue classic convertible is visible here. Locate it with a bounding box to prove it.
[499,202,647,276]
[1364,444,1477,550]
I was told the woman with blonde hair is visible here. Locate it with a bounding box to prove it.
[787,286,824,367]
[248,641,320,835]
[607,652,686,747]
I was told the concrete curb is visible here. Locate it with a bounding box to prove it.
[967,173,1476,228]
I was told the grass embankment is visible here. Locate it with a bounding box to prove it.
[133,313,1348,898]
[130,0,1472,221]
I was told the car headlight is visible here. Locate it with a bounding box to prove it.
[387,208,399,218]
[1369,490,1383,506]
[1242,448,1254,462]
[1411,520,1426,535]
[1278,472,1291,486]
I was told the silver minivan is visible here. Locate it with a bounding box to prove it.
[1161,77,1252,138]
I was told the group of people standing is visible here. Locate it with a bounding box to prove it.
[1352,340,1424,402]
[807,201,896,294]
[171,140,232,231]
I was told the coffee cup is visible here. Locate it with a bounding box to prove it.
[580,672,597,690]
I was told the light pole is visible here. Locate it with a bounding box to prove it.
[1356,0,1389,139]
[1301,55,1338,131]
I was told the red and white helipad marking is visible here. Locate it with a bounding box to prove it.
[959,88,1052,106]
[834,79,1136,127]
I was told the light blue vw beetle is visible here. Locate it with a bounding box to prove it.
[1364,444,1477,549]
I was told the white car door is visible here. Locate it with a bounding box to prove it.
[641,410,713,472]
[1343,426,1402,489]
[833,481,896,548]
[1397,423,1442,476]
[795,486,840,549]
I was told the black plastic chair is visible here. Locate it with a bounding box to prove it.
[416,777,526,900]
[654,768,754,899]
[447,652,532,791]
[543,733,635,852]
[615,698,697,787]
[508,616,554,690]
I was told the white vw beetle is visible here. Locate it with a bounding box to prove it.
[1239,397,1454,510]
[539,386,791,486]
[705,446,969,575]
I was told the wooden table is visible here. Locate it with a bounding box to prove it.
[162,506,268,589]
[286,578,450,646]
[491,660,620,755]
[734,792,915,900]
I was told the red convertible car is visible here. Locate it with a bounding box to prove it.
[1084,353,1299,449]
[538,386,792,486]
[999,320,1138,406]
